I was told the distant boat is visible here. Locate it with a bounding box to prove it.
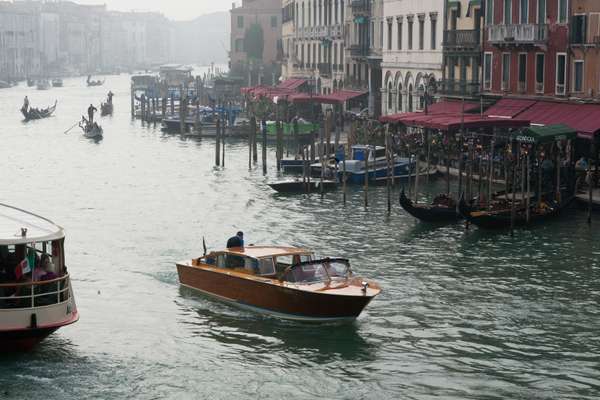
[21,101,57,121]
[51,78,63,87]
[100,102,113,116]
[86,75,104,87]
[0,80,11,89]
[26,78,36,87]
[79,120,103,138]
[268,179,337,194]
[36,80,51,90]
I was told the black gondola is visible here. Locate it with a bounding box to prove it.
[100,102,113,116]
[399,189,461,223]
[268,179,337,194]
[458,194,574,230]
[86,75,105,87]
[21,101,57,121]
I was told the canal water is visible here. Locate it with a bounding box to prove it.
[0,70,599,399]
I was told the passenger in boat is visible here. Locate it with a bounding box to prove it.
[88,104,97,124]
[226,231,244,248]
[33,254,56,281]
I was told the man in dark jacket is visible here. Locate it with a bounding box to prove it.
[88,104,97,123]
[226,231,244,248]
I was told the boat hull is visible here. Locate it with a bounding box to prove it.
[177,264,375,321]
[0,327,59,352]
[400,190,461,223]
[268,180,337,194]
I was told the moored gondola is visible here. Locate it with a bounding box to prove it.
[21,101,57,121]
[458,194,574,230]
[268,179,337,194]
[399,189,461,223]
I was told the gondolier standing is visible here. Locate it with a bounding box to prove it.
[88,104,97,124]
[107,91,114,104]
[23,96,29,112]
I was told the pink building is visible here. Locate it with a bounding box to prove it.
[230,0,282,85]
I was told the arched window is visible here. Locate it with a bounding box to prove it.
[333,80,338,91]
[313,0,317,25]
[397,84,403,112]
[333,43,338,66]
[408,84,413,112]
[388,82,393,111]
[418,83,425,110]
[302,3,305,27]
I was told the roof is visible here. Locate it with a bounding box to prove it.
[0,203,64,245]
[427,100,480,114]
[382,111,529,132]
[517,101,600,139]
[484,98,537,118]
[515,124,578,144]
[222,246,312,259]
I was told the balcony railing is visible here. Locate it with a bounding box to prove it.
[488,24,548,45]
[438,79,481,97]
[296,25,343,40]
[443,29,480,48]
[571,34,600,46]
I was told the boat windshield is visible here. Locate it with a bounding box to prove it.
[282,258,352,284]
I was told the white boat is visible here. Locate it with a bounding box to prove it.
[0,203,79,351]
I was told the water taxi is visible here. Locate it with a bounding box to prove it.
[0,204,78,351]
[177,246,381,321]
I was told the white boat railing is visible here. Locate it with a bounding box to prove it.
[0,274,72,309]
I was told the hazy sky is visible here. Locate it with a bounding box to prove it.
[75,0,238,21]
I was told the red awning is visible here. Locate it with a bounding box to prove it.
[427,100,480,114]
[484,98,537,118]
[382,112,529,132]
[313,90,368,104]
[517,101,600,139]
[277,78,307,90]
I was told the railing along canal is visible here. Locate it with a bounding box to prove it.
[0,274,72,309]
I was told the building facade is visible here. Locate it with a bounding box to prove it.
[440,0,483,99]
[570,0,600,100]
[482,0,570,98]
[381,0,444,116]
[345,0,383,115]
[0,2,41,80]
[230,0,282,85]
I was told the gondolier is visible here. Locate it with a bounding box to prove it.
[88,104,97,123]
[107,91,114,104]
[23,96,29,112]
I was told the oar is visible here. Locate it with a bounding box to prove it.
[63,120,80,134]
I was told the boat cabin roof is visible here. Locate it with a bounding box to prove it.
[220,246,312,259]
[0,203,64,245]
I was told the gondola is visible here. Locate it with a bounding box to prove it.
[86,75,105,87]
[21,101,57,121]
[100,102,113,116]
[52,78,63,87]
[399,189,461,223]
[79,119,103,138]
[268,179,337,194]
[458,193,575,230]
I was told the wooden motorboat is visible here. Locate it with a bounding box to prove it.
[21,101,57,121]
[268,179,337,194]
[79,120,103,138]
[458,194,575,230]
[177,246,381,321]
[400,190,461,223]
[0,203,79,351]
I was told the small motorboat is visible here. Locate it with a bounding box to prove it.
[177,246,381,321]
[21,101,57,121]
[36,80,51,90]
[86,75,104,87]
[79,119,103,138]
[268,179,337,194]
[51,78,63,87]
[0,203,79,351]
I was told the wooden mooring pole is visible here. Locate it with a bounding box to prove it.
[215,116,221,167]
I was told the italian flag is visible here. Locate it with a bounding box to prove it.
[15,259,31,280]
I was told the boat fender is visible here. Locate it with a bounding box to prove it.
[361,281,369,294]
[30,313,38,329]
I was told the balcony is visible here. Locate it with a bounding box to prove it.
[438,79,481,97]
[487,24,548,46]
[443,29,480,49]
[349,45,369,58]
[318,63,331,77]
